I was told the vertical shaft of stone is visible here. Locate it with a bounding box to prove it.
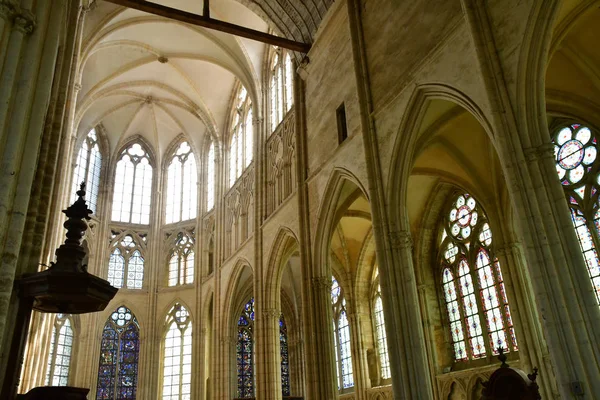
[496,242,556,398]
[345,0,433,397]
[0,0,63,374]
[310,276,338,399]
[347,311,369,399]
[256,306,282,400]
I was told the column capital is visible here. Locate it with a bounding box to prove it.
[389,229,413,250]
[311,276,332,291]
[495,242,521,257]
[262,308,280,319]
[73,83,82,93]
[0,1,15,21]
[524,142,554,163]
[12,7,35,34]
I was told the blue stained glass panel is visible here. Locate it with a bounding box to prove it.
[96,307,139,400]
[280,315,290,396]
[237,299,254,398]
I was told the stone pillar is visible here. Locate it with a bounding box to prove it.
[347,311,369,399]
[495,242,556,398]
[307,276,338,399]
[0,1,71,390]
[255,307,282,400]
[381,230,433,399]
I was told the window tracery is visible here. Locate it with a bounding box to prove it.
[237,298,255,398]
[229,86,253,187]
[112,143,153,224]
[168,233,195,286]
[162,304,192,400]
[439,193,517,362]
[45,313,74,386]
[552,123,600,304]
[206,141,215,211]
[72,128,102,213]
[269,47,294,132]
[96,306,140,400]
[108,234,145,289]
[372,271,390,380]
[332,277,354,390]
[165,141,197,224]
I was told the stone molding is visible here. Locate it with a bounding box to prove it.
[311,276,332,291]
[495,242,521,257]
[524,142,554,163]
[389,229,413,251]
[262,308,280,319]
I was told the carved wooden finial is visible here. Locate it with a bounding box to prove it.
[497,347,508,368]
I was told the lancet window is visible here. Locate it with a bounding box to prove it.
[206,141,215,211]
[45,314,74,386]
[372,270,390,380]
[332,277,354,390]
[165,141,197,224]
[162,304,192,400]
[269,47,294,132]
[237,298,255,398]
[552,122,600,304]
[72,128,102,213]
[280,315,290,396]
[229,86,253,187]
[168,233,195,286]
[107,234,145,289]
[439,193,517,362]
[96,306,140,400]
[111,143,153,224]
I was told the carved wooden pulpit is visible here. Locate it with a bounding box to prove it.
[482,349,541,400]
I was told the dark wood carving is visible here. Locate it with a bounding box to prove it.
[16,386,89,400]
[482,349,541,400]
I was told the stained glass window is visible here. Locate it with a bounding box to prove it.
[165,142,197,224]
[269,47,294,133]
[332,277,354,390]
[45,314,73,386]
[279,315,290,396]
[168,233,194,286]
[229,86,253,187]
[237,298,255,398]
[553,123,600,304]
[162,304,192,400]
[72,128,102,213]
[206,142,215,211]
[108,234,145,289]
[439,193,517,362]
[372,280,390,380]
[112,143,153,224]
[96,306,139,400]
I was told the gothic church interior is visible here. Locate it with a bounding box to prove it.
[0,0,599,399]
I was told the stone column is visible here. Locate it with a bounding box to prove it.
[0,1,70,390]
[307,276,338,399]
[495,242,556,398]
[347,310,369,399]
[255,307,282,400]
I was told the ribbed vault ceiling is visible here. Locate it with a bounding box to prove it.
[77,0,333,160]
[78,0,269,159]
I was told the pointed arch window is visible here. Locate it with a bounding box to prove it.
[96,306,140,400]
[162,304,192,400]
[269,47,294,133]
[229,86,253,187]
[166,142,197,224]
[372,271,390,380]
[237,298,255,398]
[72,128,102,213]
[439,193,518,362]
[332,277,353,390]
[45,314,74,386]
[108,234,145,289]
[168,233,195,286]
[552,123,600,304]
[279,314,291,396]
[206,142,215,211]
[112,143,153,224]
